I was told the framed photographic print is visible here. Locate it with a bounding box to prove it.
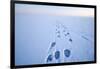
[11,0,96,68]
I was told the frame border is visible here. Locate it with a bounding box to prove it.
[10,0,97,69]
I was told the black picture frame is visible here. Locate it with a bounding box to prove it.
[10,0,97,69]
